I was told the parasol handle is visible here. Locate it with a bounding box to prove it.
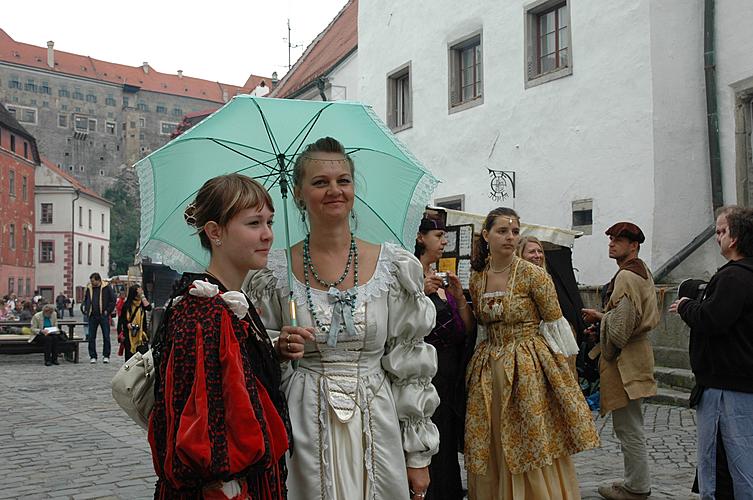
[288,294,299,369]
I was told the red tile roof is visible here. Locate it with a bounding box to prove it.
[271,0,357,98]
[0,28,270,103]
[39,156,111,205]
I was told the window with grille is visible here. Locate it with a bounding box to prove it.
[387,63,412,131]
[40,241,55,263]
[74,115,89,133]
[160,121,178,135]
[449,33,483,111]
[41,203,53,224]
[525,1,572,87]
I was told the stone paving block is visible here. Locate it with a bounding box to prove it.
[1,351,703,498]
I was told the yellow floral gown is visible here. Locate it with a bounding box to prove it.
[465,257,599,499]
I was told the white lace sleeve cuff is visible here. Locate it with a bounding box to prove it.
[539,316,579,356]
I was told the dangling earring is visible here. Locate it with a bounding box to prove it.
[350,210,357,230]
[215,239,222,246]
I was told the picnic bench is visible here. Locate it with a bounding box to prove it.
[0,319,88,363]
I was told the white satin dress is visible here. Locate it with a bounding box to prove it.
[245,243,440,500]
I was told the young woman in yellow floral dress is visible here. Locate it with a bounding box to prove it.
[465,207,599,499]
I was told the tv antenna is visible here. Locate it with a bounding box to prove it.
[284,19,304,70]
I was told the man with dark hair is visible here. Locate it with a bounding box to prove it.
[55,292,67,319]
[82,272,116,364]
[583,222,659,500]
[671,206,753,498]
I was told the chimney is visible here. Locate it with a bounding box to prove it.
[142,62,149,74]
[47,41,54,68]
[271,71,279,88]
[177,69,183,79]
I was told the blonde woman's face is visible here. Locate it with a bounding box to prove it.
[297,152,355,223]
[522,241,545,267]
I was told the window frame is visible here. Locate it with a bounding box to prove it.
[159,121,179,136]
[524,0,573,88]
[5,104,38,125]
[571,198,593,235]
[41,203,54,224]
[434,195,466,211]
[39,240,55,263]
[73,115,89,133]
[448,31,484,113]
[386,62,413,132]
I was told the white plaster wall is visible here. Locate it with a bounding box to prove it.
[716,0,753,203]
[648,0,719,282]
[359,0,656,284]
[328,51,359,101]
[292,52,359,102]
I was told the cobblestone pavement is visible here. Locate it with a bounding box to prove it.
[2,343,699,499]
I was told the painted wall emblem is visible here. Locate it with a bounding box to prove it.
[488,169,516,201]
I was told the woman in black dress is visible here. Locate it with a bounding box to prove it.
[415,214,475,500]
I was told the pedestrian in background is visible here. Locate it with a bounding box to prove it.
[465,207,597,499]
[670,206,753,499]
[55,292,67,319]
[582,222,659,500]
[116,284,151,361]
[31,304,62,366]
[81,273,116,364]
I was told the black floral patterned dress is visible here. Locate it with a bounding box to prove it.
[149,273,290,499]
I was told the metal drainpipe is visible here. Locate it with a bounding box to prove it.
[71,189,80,298]
[316,77,328,101]
[654,0,722,282]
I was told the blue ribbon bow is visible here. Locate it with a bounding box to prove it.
[326,287,357,347]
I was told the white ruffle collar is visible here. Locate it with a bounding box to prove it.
[266,243,400,308]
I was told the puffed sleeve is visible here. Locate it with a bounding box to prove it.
[529,264,579,356]
[244,267,285,338]
[380,246,440,468]
[243,255,297,387]
[243,248,299,341]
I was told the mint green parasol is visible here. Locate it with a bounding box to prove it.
[136,96,438,280]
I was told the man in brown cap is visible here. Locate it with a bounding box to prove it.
[582,221,660,500]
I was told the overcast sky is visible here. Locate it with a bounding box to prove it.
[3,0,348,85]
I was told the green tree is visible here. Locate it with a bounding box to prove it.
[104,184,139,275]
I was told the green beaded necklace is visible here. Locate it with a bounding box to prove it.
[303,233,359,335]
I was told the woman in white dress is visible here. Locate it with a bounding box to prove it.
[245,137,440,500]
